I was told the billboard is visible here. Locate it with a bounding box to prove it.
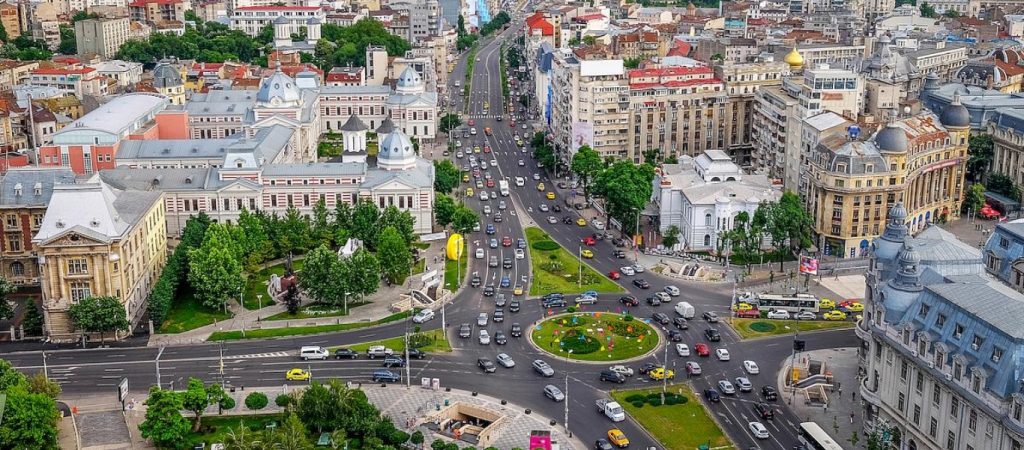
[799,256,819,275]
[571,121,595,150]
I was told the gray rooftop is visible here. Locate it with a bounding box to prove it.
[0,168,77,207]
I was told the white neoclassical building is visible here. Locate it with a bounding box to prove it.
[652,150,781,251]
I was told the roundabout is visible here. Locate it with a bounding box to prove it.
[529,312,661,362]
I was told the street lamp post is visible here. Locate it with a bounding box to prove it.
[42,352,48,381]
[257,294,263,311]
[344,291,350,316]
[564,348,572,437]
[661,334,669,405]
[577,245,583,287]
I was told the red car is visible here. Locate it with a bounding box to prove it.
[608,270,621,280]
[468,119,476,126]
[736,308,760,318]
[582,236,596,246]
[484,146,492,153]
[694,343,710,357]
[486,179,495,188]
[502,236,512,247]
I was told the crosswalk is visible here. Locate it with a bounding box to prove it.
[463,114,507,119]
[230,351,291,359]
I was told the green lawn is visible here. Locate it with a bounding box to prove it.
[263,301,369,321]
[444,245,468,291]
[187,413,284,447]
[525,227,623,295]
[530,313,657,361]
[341,329,451,353]
[158,290,232,334]
[242,260,305,310]
[412,258,427,275]
[207,311,411,341]
[610,384,730,450]
[728,317,854,339]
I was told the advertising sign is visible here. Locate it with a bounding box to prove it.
[799,256,819,275]
[571,121,595,150]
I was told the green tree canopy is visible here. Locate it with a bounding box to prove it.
[0,277,15,321]
[451,205,479,235]
[987,173,1022,200]
[439,113,462,133]
[319,20,411,67]
[188,226,244,309]
[434,159,461,193]
[67,296,131,344]
[378,226,412,284]
[435,194,457,227]
[593,161,655,233]
[967,134,993,182]
[966,183,985,216]
[570,144,603,199]
[139,386,190,448]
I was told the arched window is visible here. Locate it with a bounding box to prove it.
[9,261,23,276]
[703,234,711,247]
[705,213,713,227]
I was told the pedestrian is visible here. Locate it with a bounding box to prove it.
[850,412,855,424]
[853,391,857,402]
[838,386,842,398]
[823,403,828,413]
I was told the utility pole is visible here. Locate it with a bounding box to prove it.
[218,339,225,387]
[155,346,164,388]
[405,315,412,388]
[41,351,48,381]
[564,348,572,436]
[577,245,583,287]
[789,333,803,405]
[661,336,669,404]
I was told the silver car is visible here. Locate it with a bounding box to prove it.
[532,359,555,377]
[543,384,565,402]
[496,353,515,368]
[717,379,736,395]
[477,313,488,326]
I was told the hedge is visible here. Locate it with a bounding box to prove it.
[146,214,211,326]
[531,240,560,251]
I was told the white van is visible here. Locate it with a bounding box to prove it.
[674,301,695,319]
[300,346,329,360]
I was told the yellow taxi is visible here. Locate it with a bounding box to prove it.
[649,367,675,380]
[462,173,470,182]
[546,192,556,200]
[513,285,524,296]
[732,302,755,312]
[285,368,310,381]
[576,218,587,226]
[474,146,481,153]
[466,187,474,197]
[823,310,847,321]
[537,182,545,191]
[819,298,836,310]
[581,249,594,258]
[844,302,864,312]
[607,429,629,448]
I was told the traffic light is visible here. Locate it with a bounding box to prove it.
[794,340,806,352]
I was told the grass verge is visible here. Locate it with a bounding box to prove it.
[728,317,854,339]
[444,243,468,291]
[207,311,411,341]
[263,301,369,321]
[187,414,284,448]
[610,384,730,450]
[525,227,623,295]
[463,43,478,103]
[530,313,657,361]
[341,329,451,353]
[242,260,305,310]
[158,290,231,334]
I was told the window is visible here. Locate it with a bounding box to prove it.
[953,362,963,381]
[704,213,712,226]
[1014,402,1022,421]
[913,405,921,425]
[67,259,88,275]
[9,261,23,276]
[933,385,941,405]
[946,431,955,450]
[929,417,937,437]
[919,339,927,356]
[1001,237,1010,249]
[898,392,906,412]
[992,347,1003,363]
[935,349,944,368]
[70,281,91,302]
[901,360,909,380]
[920,304,930,318]
[936,314,946,328]
[6,234,19,252]
[1013,440,1022,450]
[968,409,977,432]
[916,370,924,392]
[971,334,984,351]
[971,373,981,393]
[951,397,959,418]
[954,324,964,339]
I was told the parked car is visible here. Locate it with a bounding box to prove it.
[333,348,359,359]
[767,310,791,320]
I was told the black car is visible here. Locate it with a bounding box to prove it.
[704,389,721,403]
[478,358,496,373]
[494,214,503,223]
[372,370,401,382]
[638,362,657,375]
[668,330,683,342]
[595,438,614,450]
[646,295,661,306]
[761,386,778,401]
[493,309,505,322]
[703,311,719,323]
[542,298,567,308]
[652,313,670,325]
[542,293,565,301]
[334,348,359,359]
[754,402,775,420]
[483,285,495,296]
[705,328,721,342]
[553,205,562,212]
[612,250,626,258]
[619,295,639,306]
[562,216,573,224]
[599,370,626,384]
[510,323,523,337]
[405,348,426,359]
[459,323,472,338]
[471,276,481,287]
[612,238,627,247]
[633,279,650,289]
[382,356,405,367]
[503,258,513,269]
[673,317,689,330]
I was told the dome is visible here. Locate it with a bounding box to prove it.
[396,66,423,93]
[256,66,302,107]
[377,129,416,170]
[874,122,908,153]
[273,15,289,25]
[898,243,920,266]
[152,63,182,88]
[784,48,804,68]
[939,94,971,128]
[889,202,908,222]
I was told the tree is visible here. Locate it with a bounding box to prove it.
[920,1,936,16]
[533,143,556,169]
[0,385,59,448]
[623,57,641,69]
[25,372,60,399]
[451,205,479,235]
[435,194,457,228]
[439,113,462,133]
[965,183,986,216]
[297,382,334,433]
[279,207,312,254]
[311,199,333,247]
[67,296,130,344]
[139,386,190,449]
[944,8,960,17]
[71,11,99,21]
[662,225,681,249]
[379,206,415,245]
[760,192,814,270]
[0,22,8,43]
[320,20,411,66]
[284,284,300,315]
[22,298,43,336]
[237,208,271,268]
[343,248,380,301]
[0,277,15,320]
[570,144,603,199]
[967,134,993,181]
[351,200,381,250]
[301,245,346,306]
[245,391,269,410]
[987,173,1022,200]
[457,14,466,35]
[181,378,221,432]
[433,159,461,193]
[593,161,655,234]
[58,25,76,55]
[0,359,25,393]
[411,431,425,448]
[378,227,412,285]
[188,232,244,309]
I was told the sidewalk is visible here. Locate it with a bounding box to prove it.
[780,347,864,448]
[148,241,448,347]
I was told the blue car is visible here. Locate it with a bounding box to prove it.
[583,290,598,298]
[500,276,511,288]
[486,224,496,235]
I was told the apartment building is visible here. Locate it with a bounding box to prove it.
[0,60,40,91]
[228,5,324,38]
[74,17,131,59]
[129,0,191,24]
[549,52,629,163]
[716,62,788,167]
[28,66,107,98]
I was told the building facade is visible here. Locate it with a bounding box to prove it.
[986,109,1024,205]
[74,17,131,59]
[0,168,76,287]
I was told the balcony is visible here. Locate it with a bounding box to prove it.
[855,318,871,341]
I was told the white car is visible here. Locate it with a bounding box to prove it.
[475,248,485,259]
[515,177,525,187]
[716,348,731,361]
[496,353,515,368]
[539,204,549,212]
[412,309,435,323]
[483,205,492,214]
[767,310,791,320]
[515,248,525,259]
[620,266,636,276]
[533,173,541,180]
[479,330,491,345]
[632,264,646,273]
[591,219,605,229]
[608,365,634,377]
[748,422,770,439]
[743,360,760,375]
[675,343,690,357]
[655,292,671,303]
[664,286,680,296]
[794,311,818,320]
[479,192,489,201]
[480,161,488,170]
[547,216,558,224]
[477,313,488,326]
[717,380,736,395]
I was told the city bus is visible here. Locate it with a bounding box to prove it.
[752,293,820,313]
[797,422,844,450]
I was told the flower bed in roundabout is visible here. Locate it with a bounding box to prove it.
[529,312,660,362]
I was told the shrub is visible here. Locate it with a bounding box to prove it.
[566,306,578,313]
[388,430,410,445]
[559,330,601,354]
[411,431,425,445]
[274,394,292,408]
[245,392,269,410]
[749,321,776,333]
[219,396,235,410]
[622,314,634,322]
[624,394,645,403]
[532,240,559,251]
[631,401,645,408]
[408,332,432,348]
[647,397,663,406]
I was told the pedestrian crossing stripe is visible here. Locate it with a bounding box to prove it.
[464,115,506,119]
[231,351,290,359]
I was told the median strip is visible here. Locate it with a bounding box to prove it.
[206,311,413,341]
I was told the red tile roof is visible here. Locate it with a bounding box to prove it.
[32,67,95,75]
[628,66,712,78]
[525,12,554,36]
[666,40,691,57]
[574,13,605,22]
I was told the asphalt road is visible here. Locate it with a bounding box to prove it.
[4,10,862,450]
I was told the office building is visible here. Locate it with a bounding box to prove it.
[74,17,131,59]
